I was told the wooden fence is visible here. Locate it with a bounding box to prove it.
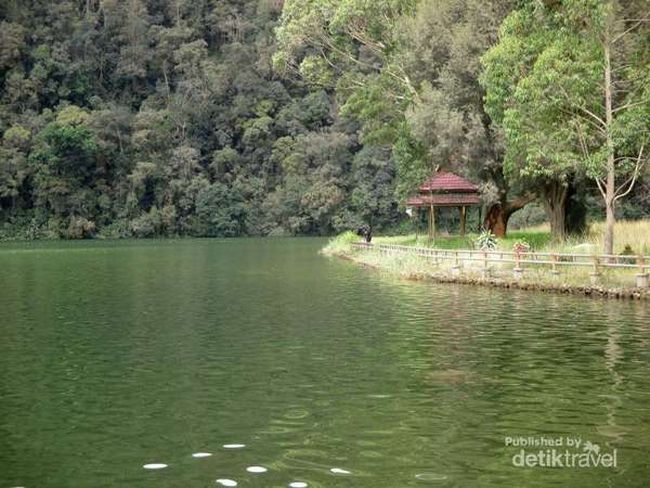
[351,242,650,287]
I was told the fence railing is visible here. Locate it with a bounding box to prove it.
[351,242,649,287]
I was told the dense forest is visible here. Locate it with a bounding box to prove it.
[0,0,648,248]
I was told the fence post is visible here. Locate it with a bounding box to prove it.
[590,256,601,285]
[451,250,461,277]
[513,251,524,280]
[551,254,560,279]
[636,255,649,288]
[481,250,491,279]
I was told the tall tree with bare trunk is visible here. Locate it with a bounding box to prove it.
[481,0,649,252]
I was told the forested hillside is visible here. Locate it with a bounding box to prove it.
[0,0,400,238]
[0,0,648,242]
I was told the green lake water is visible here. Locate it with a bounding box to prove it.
[1,238,649,487]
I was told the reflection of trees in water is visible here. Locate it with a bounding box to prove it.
[599,306,625,445]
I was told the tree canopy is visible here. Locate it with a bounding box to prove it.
[0,0,401,239]
[0,0,647,244]
[481,0,649,250]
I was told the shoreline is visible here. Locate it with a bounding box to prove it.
[328,247,650,301]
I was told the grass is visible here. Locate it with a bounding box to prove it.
[323,219,650,256]
[371,230,552,252]
[321,230,359,256]
[322,219,650,295]
[586,220,650,255]
[366,219,650,255]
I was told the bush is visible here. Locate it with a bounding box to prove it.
[322,231,359,255]
[130,208,162,238]
[44,218,65,239]
[475,229,498,250]
[96,219,131,239]
[65,216,96,239]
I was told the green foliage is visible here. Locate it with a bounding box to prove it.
[475,229,498,251]
[0,0,647,242]
[481,0,649,208]
[392,123,429,200]
[482,6,584,182]
[322,230,360,256]
[3,125,30,147]
[0,0,406,239]
[66,216,96,239]
[274,0,420,210]
[194,183,244,237]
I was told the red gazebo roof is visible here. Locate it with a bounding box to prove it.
[406,171,480,208]
[418,171,478,193]
[406,193,481,207]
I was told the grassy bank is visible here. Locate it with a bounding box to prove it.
[323,220,650,299]
[355,219,650,255]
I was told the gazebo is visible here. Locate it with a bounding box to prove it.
[406,171,480,240]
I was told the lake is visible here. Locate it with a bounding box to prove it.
[1,238,649,487]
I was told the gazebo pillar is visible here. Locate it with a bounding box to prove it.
[459,206,466,237]
[414,207,419,240]
[432,205,436,239]
[428,203,436,241]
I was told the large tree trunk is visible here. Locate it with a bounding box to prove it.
[543,180,568,242]
[484,203,509,238]
[542,178,587,241]
[565,179,587,235]
[484,193,536,237]
[547,202,566,242]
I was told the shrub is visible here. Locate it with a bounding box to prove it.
[130,208,162,238]
[66,216,96,239]
[475,229,497,250]
[96,219,131,239]
[322,231,359,255]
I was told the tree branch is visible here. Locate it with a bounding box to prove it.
[614,145,646,201]
[576,121,608,199]
[612,17,650,44]
[556,84,607,129]
[564,107,607,135]
[595,176,607,199]
[612,99,650,114]
[577,105,607,128]
[506,192,537,215]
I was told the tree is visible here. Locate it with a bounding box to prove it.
[193,181,245,237]
[274,0,418,99]
[0,21,25,70]
[0,125,29,211]
[481,0,649,251]
[480,5,582,240]
[2,0,644,241]
[269,131,352,234]
[400,0,536,237]
[275,0,539,237]
[348,145,399,231]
